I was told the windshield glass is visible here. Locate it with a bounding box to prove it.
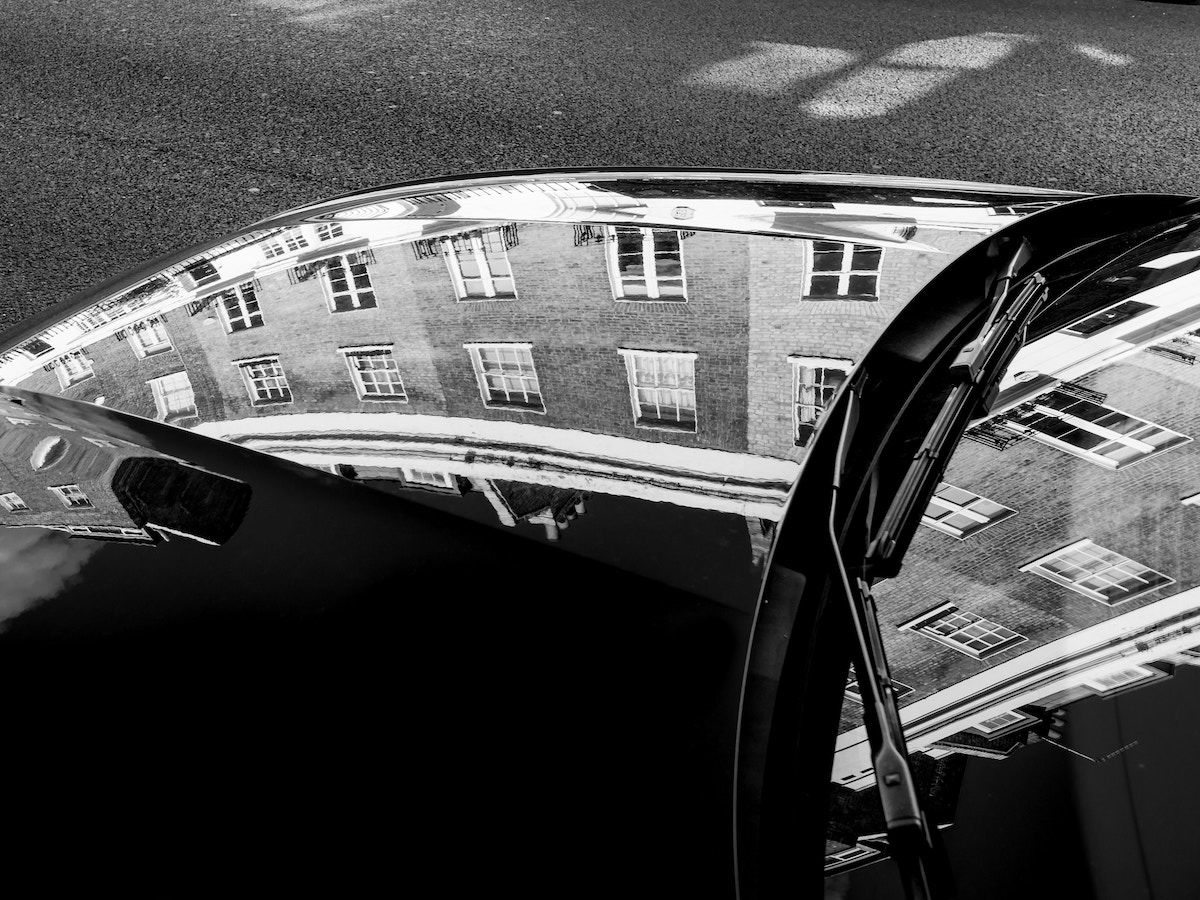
[827,212,1200,900]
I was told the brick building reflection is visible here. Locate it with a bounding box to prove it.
[17,183,1180,873]
[0,399,250,547]
[1,209,984,558]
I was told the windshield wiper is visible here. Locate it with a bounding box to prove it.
[829,388,944,900]
[829,240,1049,900]
[867,240,1048,570]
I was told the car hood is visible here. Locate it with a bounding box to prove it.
[11,169,1199,897]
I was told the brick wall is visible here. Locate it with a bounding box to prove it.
[0,408,143,530]
[872,350,1200,714]
[747,229,986,461]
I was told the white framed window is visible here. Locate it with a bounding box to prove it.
[922,483,1015,539]
[6,416,35,426]
[339,345,407,401]
[49,484,93,509]
[233,355,293,405]
[1183,492,1200,507]
[262,229,309,260]
[0,492,29,512]
[618,349,697,431]
[805,241,883,300]
[55,351,95,389]
[1020,539,1172,605]
[182,260,219,288]
[126,316,173,358]
[1083,665,1161,694]
[442,231,516,300]
[1005,389,1189,468]
[605,226,687,300]
[401,468,456,489]
[902,602,1025,659]
[315,223,344,242]
[323,253,377,311]
[790,356,851,447]
[149,372,198,422]
[217,282,264,332]
[465,343,544,412]
[972,710,1030,734]
[17,337,54,358]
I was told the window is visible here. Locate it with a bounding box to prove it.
[234,356,293,405]
[263,229,310,259]
[922,483,1015,538]
[6,416,34,426]
[315,223,344,242]
[1083,665,1160,694]
[149,372,198,422]
[49,484,93,509]
[972,710,1030,734]
[1062,299,1154,337]
[465,343,544,412]
[1020,539,1172,605]
[0,492,29,512]
[18,338,53,358]
[127,316,173,358]
[619,349,697,431]
[605,227,686,300]
[183,260,219,287]
[401,468,456,489]
[340,346,407,401]
[1006,389,1189,468]
[217,282,264,332]
[790,356,851,447]
[805,241,882,300]
[845,671,913,705]
[323,254,377,311]
[442,231,516,300]
[903,603,1025,659]
[55,351,95,388]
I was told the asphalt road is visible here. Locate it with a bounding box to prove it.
[2,0,1198,333]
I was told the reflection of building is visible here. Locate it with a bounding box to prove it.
[826,220,1200,871]
[2,209,991,553]
[0,399,250,546]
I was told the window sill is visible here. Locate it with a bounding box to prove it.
[801,294,879,302]
[483,401,546,414]
[635,419,697,434]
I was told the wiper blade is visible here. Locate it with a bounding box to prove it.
[867,240,1048,569]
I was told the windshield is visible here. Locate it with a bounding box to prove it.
[827,209,1200,899]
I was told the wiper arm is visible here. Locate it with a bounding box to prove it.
[867,240,1048,569]
[828,240,1049,899]
[829,388,943,900]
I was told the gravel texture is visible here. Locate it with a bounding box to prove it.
[1,0,1198,333]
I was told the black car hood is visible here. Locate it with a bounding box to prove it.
[13,170,1199,896]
